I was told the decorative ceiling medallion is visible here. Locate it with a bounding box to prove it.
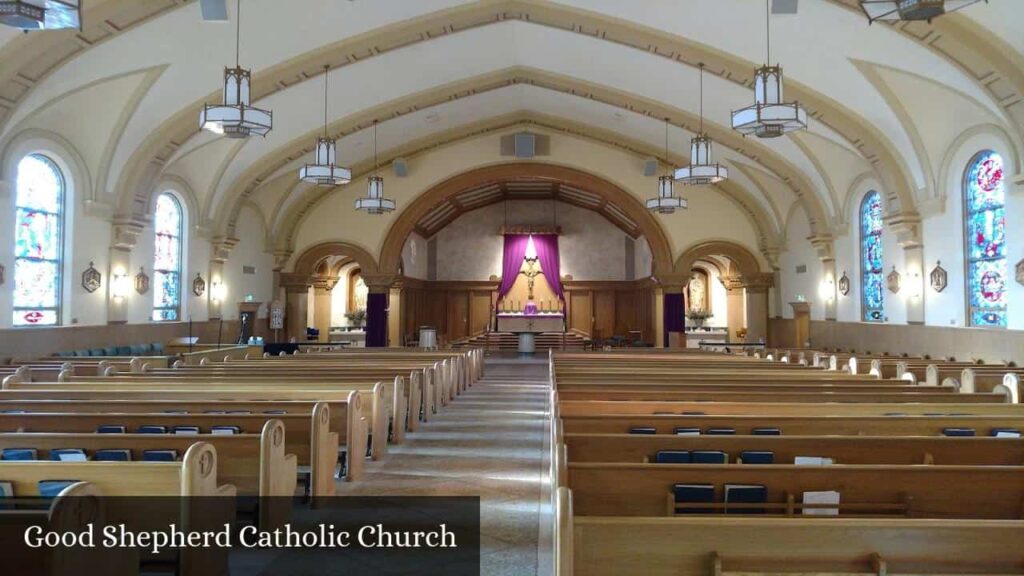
[838,272,850,296]
[193,273,207,297]
[135,267,150,295]
[859,0,987,24]
[930,261,948,293]
[887,266,902,294]
[1016,259,1024,287]
[81,261,101,293]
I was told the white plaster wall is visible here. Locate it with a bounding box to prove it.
[779,212,824,321]
[223,206,275,320]
[431,200,630,281]
[634,234,653,279]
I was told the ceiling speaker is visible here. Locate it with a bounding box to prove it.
[772,0,798,14]
[200,0,228,21]
[500,132,549,157]
[392,158,408,177]
[643,157,658,177]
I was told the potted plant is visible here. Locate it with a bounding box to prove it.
[344,309,367,329]
[686,310,713,329]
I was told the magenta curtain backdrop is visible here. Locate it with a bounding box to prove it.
[366,292,388,347]
[531,234,564,300]
[497,235,530,300]
[663,292,686,347]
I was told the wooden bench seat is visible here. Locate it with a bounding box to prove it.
[555,399,1024,416]
[554,389,1009,404]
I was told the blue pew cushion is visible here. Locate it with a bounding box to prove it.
[739,451,775,464]
[97,425,126,434]
[138,425,168,434]
[38,480,79,498]
[673,483,714,514]
[654,450,691,464]
[142,450,177,462]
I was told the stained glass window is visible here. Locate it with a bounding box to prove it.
[152,193,183,321]
[860,190,885,322]
[13,154,64,326]
[964,151,1007,328]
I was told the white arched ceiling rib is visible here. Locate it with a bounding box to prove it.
[264,114,785,258]
[197,22,835,225]
[207,66,824,242]
[87,0,958,226]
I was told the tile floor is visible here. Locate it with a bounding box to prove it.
[337,354,554,576]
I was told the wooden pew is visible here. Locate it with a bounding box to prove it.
[564,433,1024,466]
[553,388,1010,404]
[0,405,344,493]
[0,418,298,522]
[555,399,1024,416]
[567,461,1024,518]
[1,384,373,470]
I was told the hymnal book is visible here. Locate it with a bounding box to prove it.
[263,410,288,415]
[2,448,38,461]
[173,426,200,435]
[226,411,252,415]
[673,483,714,514]
[674,427,701,436]
[692,450,728,464]
[212,426,240,435]
[97,425,126,434]
[740,451,774,464]
[138,425,167,434]
[204,410,227,415]
[802,490,840,516]
[706,428,736,435]
[142,450,177,462]
[0,481,13,497]
[724,484,766,514]
[794,456,834,465]
[680,411,706,416]
[51,449,87,462]
[991,428,1021,438]
[629,427,657,435]
[38,480,78,498]
[942,428,975,437]
[0,410,27,414]
[93,449,131,462]
[162,410,188,414]
[752,427,781,436]
[654,450,691,464]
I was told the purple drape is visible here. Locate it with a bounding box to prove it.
[663,292,685,347]
[531,234,564,300]
[366,292,388,347]
[497,235,531,300]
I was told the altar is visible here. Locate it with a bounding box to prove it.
[496,312,565,353]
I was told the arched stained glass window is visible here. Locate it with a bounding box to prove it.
[152,193,183,321]
[13,154,64,326]
[860,190,884,322]
[964,151,1007,327]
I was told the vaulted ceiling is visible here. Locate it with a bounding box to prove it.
[1,0,1020,258]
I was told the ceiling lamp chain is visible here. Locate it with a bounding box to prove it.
[199,0,272,138]
[299,65,352,186]
[731,0,806,139]
[859,0,987,23]
[674,63,729,186]
[355,120,396,214]
[646,118,688,214]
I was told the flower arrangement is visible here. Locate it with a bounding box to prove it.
[686,310,714,321]
[344,308,367,327]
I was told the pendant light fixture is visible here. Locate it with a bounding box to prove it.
[199,0,272,138]
[731,0,806,139]
[646,118,687,214]
[299,65,351,186]
[675,63,728,185]
[354,120,396,214]
[859,0,987,23]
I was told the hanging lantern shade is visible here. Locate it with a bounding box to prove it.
[299,66,351,186]
[731,65,806,138]
[675,64,729,185]
[355,175,395,214]
[646,175,687,214]
[0,1,80,31]
[200,66,272,138]
[859,0,987,23]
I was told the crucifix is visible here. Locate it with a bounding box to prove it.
[521,252,542,301]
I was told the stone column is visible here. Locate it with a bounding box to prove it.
[741,273,774,344]
[312,276,338,342]
[107,219,144,325]
[721,275,746,342]
[208,236,237,320]
[889,212,925,325]
[280,273,312,343]
[363,274,397,348]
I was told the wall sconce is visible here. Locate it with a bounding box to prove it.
[211,280,227,303]
[111,269,130,301]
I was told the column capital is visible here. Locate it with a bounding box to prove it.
[361,273,398,293]
[279,272,313,293]
[653,273,691,293]
[211,236,239,263]
[739,272,775,293]
[808,234,835,263]
[884,211,923,249]
[111,217,147,250]
[720,274,745,291]
[272,250,293,271]
[312,275,339,293]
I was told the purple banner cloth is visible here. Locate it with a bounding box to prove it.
[497,235,530,300]
[366,292,388,347]
[531,234,564,301]
[663,292,685,347]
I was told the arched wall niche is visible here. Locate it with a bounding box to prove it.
[377,162,675,278]
[674,239,766,280]
[291,241,380,277]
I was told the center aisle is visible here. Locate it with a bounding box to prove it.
[336,354,553,575]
